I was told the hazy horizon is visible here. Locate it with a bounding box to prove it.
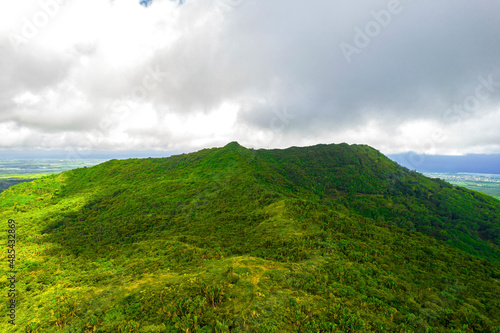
[1,142,500,175]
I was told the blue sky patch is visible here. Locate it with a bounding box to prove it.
[140,0,183,7]
[139,0,153,7]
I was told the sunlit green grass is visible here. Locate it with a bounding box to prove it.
[1,143,500,332]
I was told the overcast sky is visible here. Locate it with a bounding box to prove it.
[1,0,499,157]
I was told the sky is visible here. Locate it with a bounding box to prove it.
[1,0,500,158]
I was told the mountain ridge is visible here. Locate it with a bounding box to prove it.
[1,142,500,332]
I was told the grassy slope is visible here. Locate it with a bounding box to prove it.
[255,143,500,262]
[0,177,38,193]
[1,142,500,332]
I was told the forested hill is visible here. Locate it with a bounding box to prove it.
[254,143,500,262]
[2,142,500,332]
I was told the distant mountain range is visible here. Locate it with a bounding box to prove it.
[389,152,500,174]
[1,142,499,331]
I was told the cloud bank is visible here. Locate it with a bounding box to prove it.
[1,0,499,155]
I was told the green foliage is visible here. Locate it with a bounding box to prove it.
[1,142,500,332]
[257,144,500,263]
[0,177,37,193]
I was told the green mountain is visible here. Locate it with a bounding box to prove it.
[1,142,500,332]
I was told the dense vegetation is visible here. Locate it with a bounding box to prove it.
[1,142,500,332]
[0,177,36,193]
[256,144,500,263]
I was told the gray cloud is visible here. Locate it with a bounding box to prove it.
[0,39,72,93]
[148,1,500,138]
[1,0,499,154]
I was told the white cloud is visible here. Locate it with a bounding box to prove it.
[1,0,499,155]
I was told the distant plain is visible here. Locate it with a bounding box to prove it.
[424,172,500,200]
[0,159,107,192]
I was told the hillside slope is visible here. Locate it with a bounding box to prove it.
[1,142,500,332]
[255,143,500,262]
